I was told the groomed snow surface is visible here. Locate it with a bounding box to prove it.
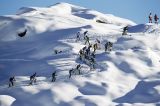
[0,2,160,106]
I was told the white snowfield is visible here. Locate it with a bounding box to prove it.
[0,2,160,106]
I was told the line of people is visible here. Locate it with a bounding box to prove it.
[9,63,84,87]
[8,31,114,87]
[77,31,113,69]
[8,72,57,87]
[149,12,159,24]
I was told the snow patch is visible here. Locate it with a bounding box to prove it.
[0,95,16,106]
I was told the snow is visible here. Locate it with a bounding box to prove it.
[128,23,160,33]
[0,95,15,106]
[78,81,107,95]
[0,2,160,106]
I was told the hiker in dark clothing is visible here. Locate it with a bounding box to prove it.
[122,26,128,35]
[9,76,16,87]
[105,42,113,52]
[79,49,84,60]
[29,72,37,85]
[85,45,92,55]
[149,12,152,23]
[85,35,90,45]
[69,68,74,78]
[76,64,81,69]
[76,64,81,75]
[52,71,57,82]
[85,48,90,56]
[105,42,108,52]
[154,14,159,24]
[30,72,36,81]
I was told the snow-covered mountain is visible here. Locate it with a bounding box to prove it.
[0,2,136,41]
[0,2,160,106]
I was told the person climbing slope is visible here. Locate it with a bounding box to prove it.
[149,12,152,23]
[154,14,159,24]
[52,71,57,82]
[9,76,16,87]
[29,72,37,85]
[122,26,128,35]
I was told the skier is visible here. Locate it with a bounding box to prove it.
[84,35,90,45]
[52,71,57,82]
[149,12,152,23]
[85,47,90,56]
[86,45,92,55]
[79,49,83,60]
[105,42,108,52]
[154,14,159,24]
[105,42,113,52]
[29,72,37,85]
[122,26,128,35]
[76,64,81,75]
[93,43,98,53]
[69,68,74,78]
[9,76,16,87]
[109,42,113,51]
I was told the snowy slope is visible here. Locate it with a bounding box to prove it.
[0,2,160,106]
[128,23,160,34]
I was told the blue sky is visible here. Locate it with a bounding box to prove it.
[0,0,159,23]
